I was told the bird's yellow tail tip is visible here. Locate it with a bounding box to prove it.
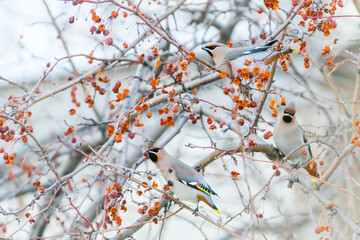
[292,48,297,52]
[311,178,318,182]
[214,209,221,214]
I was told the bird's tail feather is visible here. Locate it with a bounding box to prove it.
[197,194,221,214]
[212,204,221,214]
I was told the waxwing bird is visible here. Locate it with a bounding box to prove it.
[273,101,319,178]
[146,147,220,214]
[201,40,294,78]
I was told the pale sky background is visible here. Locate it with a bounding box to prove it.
[0,0,360,239]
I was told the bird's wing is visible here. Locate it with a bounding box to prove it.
[300,125,320,178]
[172,162,218,196]
[224,45,273,60]
[225,40,279,60]
[299,125,313,159]
[224,39,294,62]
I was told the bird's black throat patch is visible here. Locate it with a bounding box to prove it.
[146,150,158,162]
[283,113,293,123]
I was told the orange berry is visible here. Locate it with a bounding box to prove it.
[219,71,227,78]
[111,11,118,18]
[252,67,260,74]
[231,171,240,178]
[315,226,322,234]
[69,108,76,115]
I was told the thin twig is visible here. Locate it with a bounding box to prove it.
[0,114,60,180]
[352,51,360,135]
[315,139,360,189]
[0,75,27,92]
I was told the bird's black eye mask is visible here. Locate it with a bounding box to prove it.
[283,112,294,123]
[207,45,217,50]
[201,45,218,58]
[146,148,160,162]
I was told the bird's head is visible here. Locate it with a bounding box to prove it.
[282,101,296,123]
[201,43,227,59]
[146,147,163,163]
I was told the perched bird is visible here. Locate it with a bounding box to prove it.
[201,40,294,78]
[146,147,220,214]
[273,101,319,177]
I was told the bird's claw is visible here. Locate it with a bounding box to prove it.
[173,198,180,205]
[192,207,199,217]
[290,162,301,169]
[287,176,299,188]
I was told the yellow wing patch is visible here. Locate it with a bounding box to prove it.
[195,184,211,195]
